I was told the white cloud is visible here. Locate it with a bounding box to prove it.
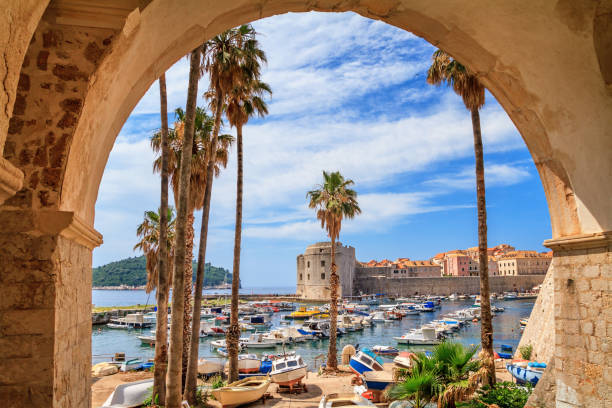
[423,163,531,191]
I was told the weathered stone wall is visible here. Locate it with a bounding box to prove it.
[297,242,356,300]
[515,267,555,363]
[353,274,546,296]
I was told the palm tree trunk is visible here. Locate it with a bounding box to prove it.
[165,47,201,408]
[181,213,195,383]
[228,124,244,382]
[184,86,225,401]
[153,72,170,403]
[471,107,496,386]
[327,237,338,370]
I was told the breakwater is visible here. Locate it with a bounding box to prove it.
[352,275,546,297]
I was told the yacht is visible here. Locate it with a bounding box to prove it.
[394,327,440,345]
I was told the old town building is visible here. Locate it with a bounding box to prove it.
[497,251,553,276]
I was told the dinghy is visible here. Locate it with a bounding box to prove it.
[371,345,399,357]
[506,363,544,385]
[102,379,153,407]
[211,376,271,408]
[393,352,415,369]
[270,355,307,386]
[349,348,384,375]
[318,393,375,407]
[362,370,397,391]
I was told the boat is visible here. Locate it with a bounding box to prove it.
[137,335,156,347]
[287,306,322,320]
[504,292,519,300]
[107,313,153,329]
[371,345,399,357]
[319,393,375,407]
[197,358,224,376]
[349,348,384,375]
[520,318,529,327]
[236,354,262,374]
[241,333,279,349]
[394,327,440,345]
[102,379,154,407]
[370,311,386,323]
[362,369,397,391]
[270,355,308,386]
[120,358,144,372]
[211,376,271,408]
[393,351,415,368]
[506,362,544,385]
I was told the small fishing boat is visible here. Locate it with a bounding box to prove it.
[371,345,399,357]
[120,358,144,372]
[236,354,261,374]
[362,369,397,391]
[349,348,384,375]
[197,358,224,376]
[270,355,308,386]
[211,376,271,408]
[137,335,156,347]
[318,393,375,407]
[393,351,415,369]
[506,362,544,385]
[102,379,154,407]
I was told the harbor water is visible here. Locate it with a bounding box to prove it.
[92,294,534,369]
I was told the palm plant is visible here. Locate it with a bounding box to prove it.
[152,72,171,402]
[224,51,270,385]
[307,171,361,370]
[427,49,496,385]
[194,24,266,387]
[133,208,176,293]
[164,46,201,408]
[387,371,439,408]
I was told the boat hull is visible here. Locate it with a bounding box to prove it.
[506,364,542,386]
[211,377,271,408]
[271,366,307,386]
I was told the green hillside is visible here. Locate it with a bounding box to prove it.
[92,256,236,287]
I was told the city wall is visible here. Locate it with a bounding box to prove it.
[352,275,546,296]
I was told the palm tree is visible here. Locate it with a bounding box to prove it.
[433,342,481,408]
[183,115,234,402]
[387,370,439,408]
[426,49,496,385]
[224,38,270,385]
[151,73,171,402]
[196,24,264,385]
[164,46,201,408]
[307,171,361,371]
[133,208,176,292]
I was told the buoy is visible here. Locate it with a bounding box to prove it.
[341,344,356,365]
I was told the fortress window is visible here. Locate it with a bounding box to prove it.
[300,274,303,281]
[321,273,325,280]
[307,274,310,280]
[321,260,325,267]
[307,261,310,268]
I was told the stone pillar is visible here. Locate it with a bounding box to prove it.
[0,208,102,407]
[542,233,611,408]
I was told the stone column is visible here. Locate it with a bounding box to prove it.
[0,208,102,407]
[542,233,611,408]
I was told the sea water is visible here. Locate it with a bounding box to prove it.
[92,297,534,369]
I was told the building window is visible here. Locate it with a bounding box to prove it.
[394,270,399,274]
[321,260,325,267]
[321,273,325,280]
[307,274,310,280]
[307,261,310,268]
[300,274,303,281]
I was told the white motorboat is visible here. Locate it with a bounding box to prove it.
[225,354,261,374]
[120,358,144,372]
[319,393,375,407]
[370,311,386,323]
[270,355,307,386]
[102,379,153,407]
[241,333,280,349]
[394,327,440,345]
[137,335,156,347]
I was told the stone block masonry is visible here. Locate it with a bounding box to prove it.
[352,274,546,297]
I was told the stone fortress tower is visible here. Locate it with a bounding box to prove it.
[296,242,356,300]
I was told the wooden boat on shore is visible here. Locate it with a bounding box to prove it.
[318,393,375,407]
[102,379,153,407]
[211,376,271,408]
[506,362,543,385]
[270,355,307,386]
[393,351,415,369]
[198,358,224,376]
[362,369,397,391]
[349,348,384,375]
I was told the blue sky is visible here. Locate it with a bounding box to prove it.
[93,12,551,286]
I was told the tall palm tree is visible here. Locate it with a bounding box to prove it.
[151,73,171,402]
[164,46,201,408]
[426,49,496,385]
[307,171,361,371]
[224,41,270,385]
[195,24,264,385]
[183,115,234,403]
[133,208,176,292]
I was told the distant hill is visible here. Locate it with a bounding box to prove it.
[92,256,237,288]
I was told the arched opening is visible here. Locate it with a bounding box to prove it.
[0,1,610,407]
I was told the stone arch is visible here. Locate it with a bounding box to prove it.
[1,1,611,407]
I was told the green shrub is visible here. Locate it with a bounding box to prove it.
[519,344,533,360]
[459,382,532,408]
